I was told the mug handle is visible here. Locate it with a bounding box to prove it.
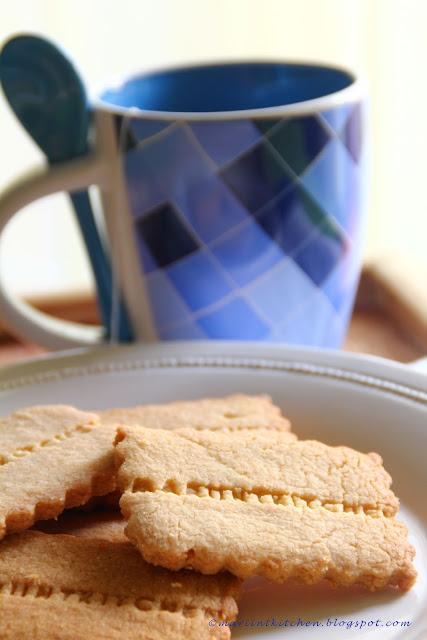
[0,153,108,350]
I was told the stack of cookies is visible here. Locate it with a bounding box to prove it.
[0,395,416,639]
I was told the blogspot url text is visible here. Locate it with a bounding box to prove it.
[208,617,412,630]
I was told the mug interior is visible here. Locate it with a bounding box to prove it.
[99,62,354,114]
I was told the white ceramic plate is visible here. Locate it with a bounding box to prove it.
[0,341,426,639]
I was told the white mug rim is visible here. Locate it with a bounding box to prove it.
[92,59,364,122]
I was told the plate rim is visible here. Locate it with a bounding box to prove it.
[1,341,426,408]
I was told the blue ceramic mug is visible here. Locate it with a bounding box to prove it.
[0,62,366,349]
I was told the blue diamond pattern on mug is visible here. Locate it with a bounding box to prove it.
[321,244,362,311]
[115,117,173,151]
[253,119,282,135]
[116,97,364,346]
[267,115,330,175]
[342,104,363,163]
[136,230,159,273]
[128,119,171,143]
[293,218,348,286]
[255,183,330,256]
[174,167,249,243]
[274,289,339,347]
[167,250,232,312]
[320,105,354,134]
[300,137,360,232]
[197,297,270,339]
[219,140,294,212]
[125,125,216,217]
[319,313,348,349]
[159,319,207,340]
[210,220,284,286]
[245,259,318,325]
[126,124,249,242]
[189,120,263,166]
[135,201,200,268]
[145,269,192,329]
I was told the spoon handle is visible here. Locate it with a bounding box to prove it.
[69,190,133,342]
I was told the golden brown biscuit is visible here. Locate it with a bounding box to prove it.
[34,511,127,543]
[0,531,240,639]
[0,406,116,539]
[100,394,291,432]
[116,427,416,591]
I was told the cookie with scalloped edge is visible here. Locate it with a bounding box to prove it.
[0,405,117,539]
[116,426,416,591]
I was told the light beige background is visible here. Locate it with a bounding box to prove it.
[0,0,426,297]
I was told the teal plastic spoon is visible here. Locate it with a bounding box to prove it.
[0,34,132,341]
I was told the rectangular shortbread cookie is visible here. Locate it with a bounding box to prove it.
[116,427,416,591]
[0,406,116,539]
[100,394,292,432]
[0,531,240,639]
